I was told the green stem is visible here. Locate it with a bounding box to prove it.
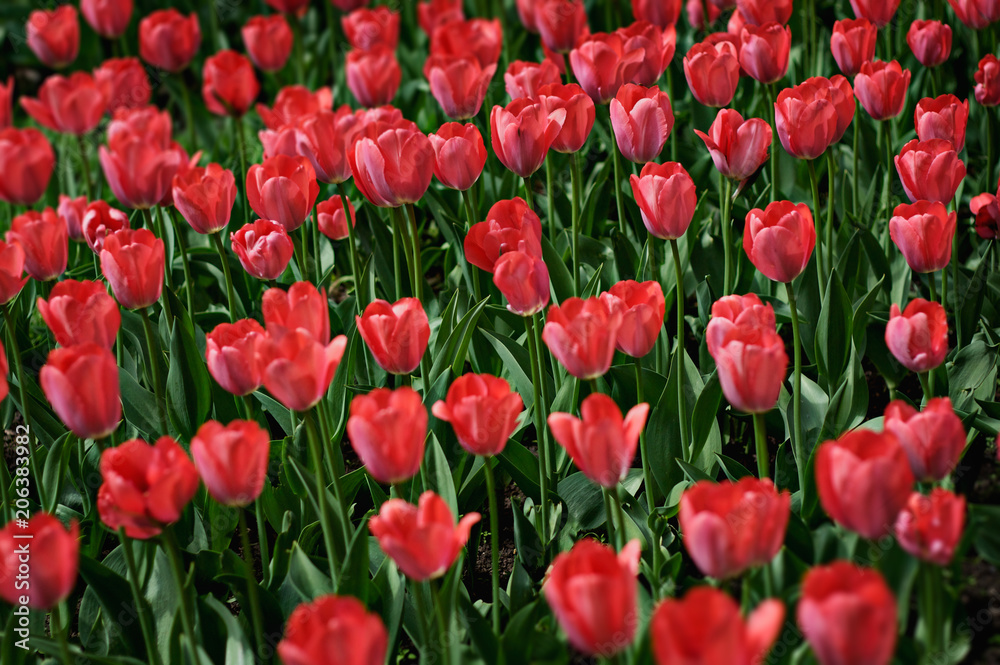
[139,307,168,432]
[235,116,249,230]
[391,207,403,299]
[118,529,162,665]
[338,182,364,311]
[461,188,482,301]
[882,120,894,252]
[753,412,769,480]
[853,109,861,217]
[429,578,451,665]
[522,176,535,211]
[406,203,424,304]
[303,408,345,586]
[51,603,73,665]
[211,232,238,323]
[807,159,826,292]
[254,498,271,588]
[483,458,501,634]
[720,176,733,295]
[919,371,933,405]
[545,153,557,244]
[920,562,944,661]
[524,316,550,553]
[3,306,32,442]
[602,486,617,546]
[168,208,196,318]
[180,82,197,152]
[533,313,555,488]
[635,357,658,508]
[311,198,322,284]
[767,84,778,201]
[76,134,93,200]
[610,119,627,236]
[238,510,266,661]
[162,528,205,665]
[144,208,174,308]
[669,239,690,460]
[292,16,306,84]
[825,150,836,279]
[928,272,938,305]
[323,0,339,87]
[412,582,435,656]
[570,153,582,295]
[989,109,996,200]
[784,282,806,493]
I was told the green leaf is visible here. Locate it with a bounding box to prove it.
[480,327,534,404]
[690,371,722,464]
[425,433,458,516]
[200,595,255,665]
[286,542,333,602]
[497,438,541,503]
[166,319,211,440]
[814,268,853,385]
[541,235,574,304]
[958,253,988,347]
[77,552,149,657]
[969,504,1000,566]
[558,472,608,532]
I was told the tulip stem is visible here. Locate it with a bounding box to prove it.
[406,203,424,304]
[533,313,555,489]
[919,371,933,406]
[460,188,482,301]
[76,134,94,201]
[920,561,944,661]
[238,510,267,663]
[570,153,582,295]
[311,200,322,284]
[139,307,168,432]
[144,208,175,321]
[162,527,205,665]
[524,316,550,555]
[928,273,938,305]
[3,305,33,447]
[669,239,691,461]
[168,208,196,318]
[235,116,249,230]
[254,497,271,588]
[783,281,806,494]
[323,0,339,88]
[211,232,239,323]
[483,457,502,634]
[118,529,162,665]
[522,176,535,211]
[391,208,404,300]
[545,154,556,244]
[610,123,627,237]
[51,602,73,665]
[302,408,343,587]
[635,357,658,509]
[719,176,733,295]
[429,578,452,665]
[881,120,893,252]
[338,182,365,311]
[179,80,197,152]
[852,108,861,218]
[767,84,778,202]
[807,159,826,294]
[753,412,769,480]
[602,486,617,547]
[989,109,996,198]
[825,150,836,280]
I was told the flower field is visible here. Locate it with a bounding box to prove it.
[2,0,1000,663]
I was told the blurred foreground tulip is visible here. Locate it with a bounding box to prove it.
[278,595,389,665]
[0,514,78,609]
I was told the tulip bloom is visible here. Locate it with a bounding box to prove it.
[709,316,788,414]
[683,40,740,107]
[949,0,992,29]
[548,394,649,488]
[544,539,641,657]
[257,329,347,412]
[350,123,435,208]
[895,489,966,566]
[542,297,623,380]
[798,562,898,665]
[7,208,68,281]
[914,95,969,153]
[191,420,271,507]
[280,106,362,186]
[139,9,201,72]
[631,0,682,27]
[425,55,496,121]
[356,298,430,375]
[37,279,120,349]
[430,18,503,68]
[535,0,588,53]
[695,109,771,182]
[172,164,237,235]
[262,281,330,343]
[975,55,1000,106]
[348,387,428,484]
[854,60,911,121]
[418,0,464,35]
[885,299,948,374]
[629,162,697,240]
[849,0,901,27]
[100,228,164,310]
[95,57,152,112]
[346,47,401,108]
[973,193,1000,239]
[98,135,185,210]
[505,60,562,100]
[81,0,132,39]
[0,514,79,609]
[610,84,673,164]
[242,15,293,73]
[316,196,356,241]
[20,72,107,136]
[0,241,27,305]
[0,78,12,130]
[706,293,777,357]
[231,219,295,280]
[491,98,566,178]
[256,85,334,130]
[464,197,543,272]
[428,122,487,191]
[81,201,129,253]
[27,6,80,69]
[743,201,816,283]
[246,155,319,232]
[618,21,676,87]
[569,32,645,104]
[432,374,524,457]
[493,250,552,317]
[599,280,665,358]
[342,7,399,51]
[40,343,121,440]
[884,397,966,481]
[775,76,855,160]
[830,18,877,77]
[889,201,956,273]
[98,437,199,539]
[0,128,55,206]
[685,0,720,30]
[739,22,791,84]
[370,491,480,580]
[816,428,915,539]
[538,82,596,154]
[206,319,266,396]
[894,139,966,204]
[57,194,87,242]
[264,0,309,11]
[651,586,784,665]
[203,50,259,117]
[907,20,952,68]
[278,595,389,665]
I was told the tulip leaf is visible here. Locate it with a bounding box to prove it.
[425,433,458,517]
[558,472,609,532]
[958,253,989,347]
[286,542,333,602]
[199,595,255,665]
[541,235,574,305]
[581,262,604,299]
[166,319,211,440]
[716,454,753,481]
[814,268,853,386]
[39,432,72,514]
[479,327,534,405]
[119,368,162,439]
[77,552,149,656]
[851,275,886,356]
[496,438,541,503]
[689,371,722,464]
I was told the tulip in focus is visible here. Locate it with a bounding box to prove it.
[885,299,949,374]
[425,55,496,121]
[464,198,543,272]
[350,122,435,208]
[173,163,237,235]
[246,155,320,232]
[708,311,788,414]
[743,201,816,283]
[257,329,347,412]
[505,60,562,99]
[830,18,877,77]
[99,228,165,310]
[316,196,356,241]
[629,162,697,239]
[895,489,966,566]
[38,280,120,349]
[683,40,741,107]
[542,297,623,380]
[914,95,969,152]
[191,420,271,507]
[428,122,488,191]
[231,220,295,280]
[538,82,597,154]
[569,32,645,104]
[206,319,266,396]
[348,387,428,484]
[695,108,772,182]
[894,139,966,204]
[493,250,552,317]
[854,60,911,121]
[889,201,956,273]
[610,84,674,164]
[7,208,68,281]
[356,298,430,375]
[738,22,791,84]
[0,514,79,609]
[599,280,665,358]
[774,76,855,160]
[432,374,524,457]
[491,98,567,178]
[706,293,777,357]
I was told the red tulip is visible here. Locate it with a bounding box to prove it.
[538,83,596,154]
[348,387,428,484]
[972,192,1000,239]
[246,155,319,232]
[231,219,295,280]
[914,95,968,153]
[491,98,566,178]
[206,319,266,396]
[98,437,199,539]
[346,47,401,108]
[493,250,552,316]
[894,139,966,204]
[0,129,55,206]
[0,514,79,610]
[849,0,900,27]
[949,0,992,29]
[356,298,430,375]
[139,9,201,72]
[830,18,877,77]
[744,201,816,283]
[548,393,649,488]
[27,6,79,69]
[430,19,502,68]
[350,120,435,208]
[505,60,562,100]
[278,595,389,665]
[610,84,673,164]
[599,280,665,358]
[736,0,792,25]
[203,50,259,117]
[895,489,965,566]
[544,538,642,657]
[536,0,588,53]
[706,292,776,357]
[41,343,121,440]
[98,110,185,210]
[94,57,152,111]
[432,374,523,457]
[317,196,356,241]
[106,104,172,147]
[342,7,399,51]
[854,60,911,121]
[7,209,68,281]
[331,0,371,10]
[370,491,479,580]
[569,32,645,104]
[709,312,787,414]
[257,328,347,412]
[629,161,697,240]
[618,21,676,87]
[651,586,785,665]
[418,0,464,35]
[256,85,334,130]
[798,562,898,665]
[428,122,487,191]
[265,106,360,185]
[82,200,129,253]
[695,108,771,182]
[81,0,132,39]
[0,241,27,306]
[889,201,956,273]
[99,228,164,310]
[425,55,496,120]
[37,280,119,349]
[191,420,270,506]
[886,299,948,374]
[816,428,915,539]
[631,0,682,28]
[20,72,108,136]
[884,397,966,481]
[975,55,1000,106]
[684,40,740,107]
[264,0,310,13]
[0,77,11,130]
[739,22,791,84]
[57,195,87,242]
[685,0,721,30]
[262,281,330,343]
[775,76,855,160]
[542,297,623,380]
[171,163,237,235]
[464,197,543,272]
[242,15,293,73]
[976,0,1000,22]
[906,20,952,69]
